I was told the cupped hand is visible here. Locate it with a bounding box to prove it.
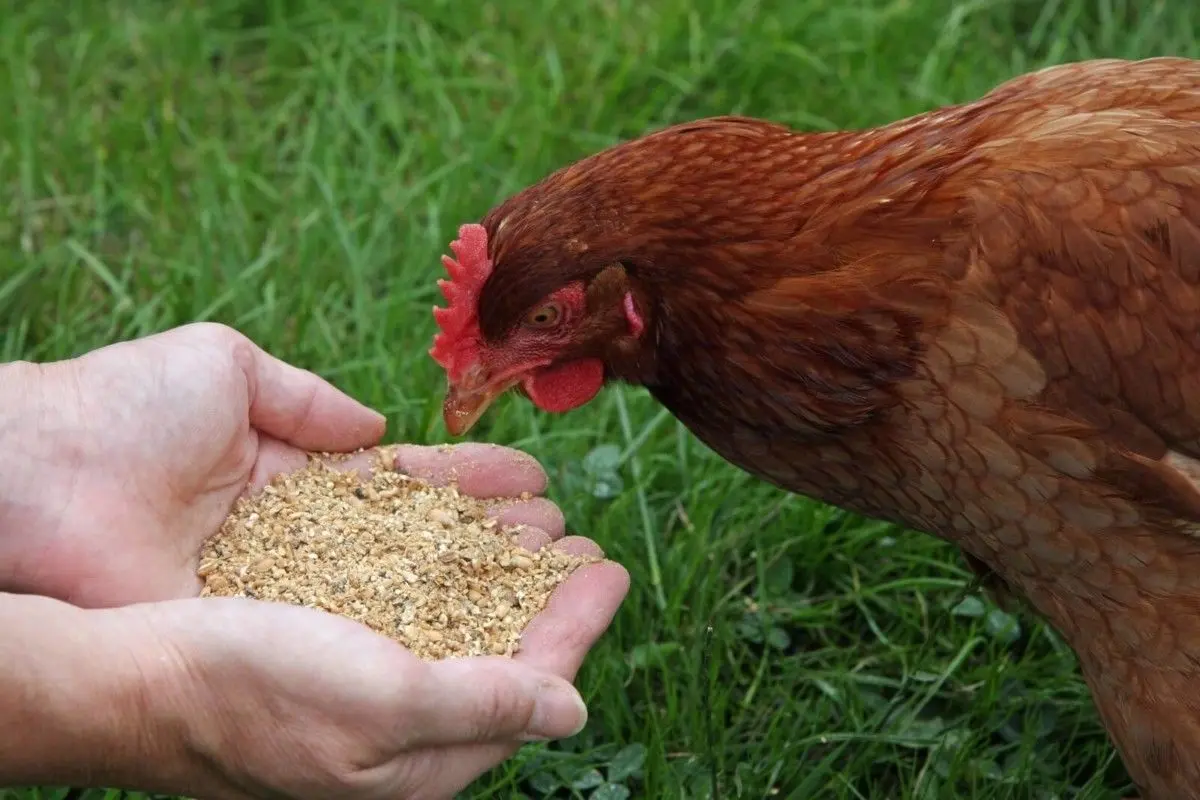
[1,322,633,798]
[113,538,627,800]
[0,323,572,607]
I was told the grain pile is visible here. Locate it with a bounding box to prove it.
[198,449,598,660]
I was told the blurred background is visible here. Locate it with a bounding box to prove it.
[2,1,1196,798]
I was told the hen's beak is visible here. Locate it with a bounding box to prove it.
[441,375,518,436]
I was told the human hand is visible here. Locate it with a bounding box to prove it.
[147,452,626,800]
[0,322,383,604]
[0,323,577,608]
[0,323,633,798]
[5,538,629,800]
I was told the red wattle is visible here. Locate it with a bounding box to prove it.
[524,358,606,413]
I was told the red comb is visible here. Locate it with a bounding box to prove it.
[430,223,493,382]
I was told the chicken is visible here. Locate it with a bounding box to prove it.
[428,57,1200,799]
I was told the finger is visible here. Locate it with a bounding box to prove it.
[514,559,630,680]
[244,439,386,495]
[392,443,548,497]
[244,435,311,494]
[399,656,588,749]
[552,535,604,558]
[513,527,553,552]
[231,332,386,452]
[487,498,566,540]
[392,551,627,795]
[375,545,625,797]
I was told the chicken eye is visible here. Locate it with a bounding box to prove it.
[524,303,562,329]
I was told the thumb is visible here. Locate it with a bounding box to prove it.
[400,656,589,747]
[229,332,386,452]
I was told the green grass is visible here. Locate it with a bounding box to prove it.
[1,1,1196,798]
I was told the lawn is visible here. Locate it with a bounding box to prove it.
[2,1,1197,798]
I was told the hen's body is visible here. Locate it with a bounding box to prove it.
[447,57,1200,798]
[642,59,1200,799]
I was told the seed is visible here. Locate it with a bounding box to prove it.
[195,450,598,661]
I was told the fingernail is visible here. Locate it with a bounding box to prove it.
[391,443,445,475]
[521,678,589,742]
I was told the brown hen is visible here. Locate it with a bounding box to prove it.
[429,57,1200,799]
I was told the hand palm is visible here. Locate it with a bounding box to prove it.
[6,324,384,606]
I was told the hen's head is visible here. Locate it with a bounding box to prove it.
[429,115,836,435]
[429,217,650,435]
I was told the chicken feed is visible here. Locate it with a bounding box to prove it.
[197,447,597,660]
